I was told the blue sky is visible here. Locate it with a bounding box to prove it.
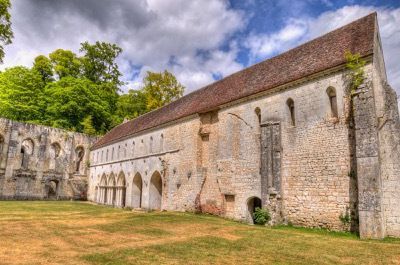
[2,0,400,94]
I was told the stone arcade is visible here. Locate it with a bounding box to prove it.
[88,14,400,239]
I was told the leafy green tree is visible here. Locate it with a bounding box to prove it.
[0,67,45,122]
[116,89,147,120]
[33,55,54,83]
[143,70,184,111]
[0,0,13,63]
[49,49,81,79]
[80,41,123,90]
[81,115,97,135]
[44,77,112,133]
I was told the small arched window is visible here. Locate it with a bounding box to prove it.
[0,135,4,154]
[124,143,127,158]
[117,145,120,159]
[150,136,153,153]
[327,87,338,118]
[132,141,135,157]
[254,107,261,124]
[106,149,109,162]
[21,139,34,169]
[160,134,164,152]
[287,98,295,126]
[75,146,85,173]
[0,135,4,164]
[101,150,104,163]
[50,142,61,158]
[111,147,114,161]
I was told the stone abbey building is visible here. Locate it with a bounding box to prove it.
[1,13,399,240]
[88,13,400,239]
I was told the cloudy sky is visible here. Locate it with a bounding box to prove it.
[2,0,400,94]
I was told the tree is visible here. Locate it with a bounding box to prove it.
[81,115,97,135]
[49,49,81,79]
[142,70,184,111]
[0,0,13,63]
[33,55,54,83]
[0,67,45,122]
[116,89,147,120]
[80,41,123,90]
[44,77,112,134]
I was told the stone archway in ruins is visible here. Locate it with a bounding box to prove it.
[149,171,162,210]
[247,196,262,224]
[107,174,116,206]
[99,174,107,204]
[132,173,143,208]
[116,172,126,208]
[46,180,58,199]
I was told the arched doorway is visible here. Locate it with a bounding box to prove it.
[149,171,162,210]
[247,197,262,224]
[132,173,143,208]
[46,180,58,199]
[116,172,126,208]
[107,174,116,206]
[99,174,107,204]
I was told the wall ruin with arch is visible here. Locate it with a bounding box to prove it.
[0,118,96,200]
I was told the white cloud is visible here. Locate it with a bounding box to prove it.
[246,6,400,94]
[2,0,245,93]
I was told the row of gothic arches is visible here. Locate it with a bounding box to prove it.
[97,171,163,210]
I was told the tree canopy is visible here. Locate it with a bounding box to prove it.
[143,70,185,111]
[0,0,13,63]
[0,41,185,136]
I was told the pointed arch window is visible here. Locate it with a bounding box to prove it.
[287,98,295,126]
[327,87,338,118]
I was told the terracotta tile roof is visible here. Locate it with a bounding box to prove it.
[92,13,376,150]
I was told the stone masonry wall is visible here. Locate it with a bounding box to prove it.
[90,68,358,230]
[0,118,96,200]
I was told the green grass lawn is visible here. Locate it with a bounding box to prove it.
[0,201,399,265]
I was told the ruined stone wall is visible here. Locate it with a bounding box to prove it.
[0,118,96,200]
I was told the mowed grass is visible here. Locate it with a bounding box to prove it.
[0,202,399,265]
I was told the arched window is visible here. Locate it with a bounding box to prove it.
[117,145,120,159]
[21,139,34,169]
[287,98,295,126]
[124,143,127,158]
[50,142,61,158]
[111,147,114,161]
[106,149,109,162]
[160,134,164,152]
[0,135,4,164]
[75,146,85,173]
[132,141,135,157]
[327,87,338,118]
[150,136,153,153]
[101,150,104,163]
[255,107,261,124]
[0,134,4,154]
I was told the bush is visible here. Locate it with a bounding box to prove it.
[253,207,270,225]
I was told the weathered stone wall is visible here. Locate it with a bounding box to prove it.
[89,68,358,230]
[88,26,400,238]
[371,26,400,237]
[0,118,96,200]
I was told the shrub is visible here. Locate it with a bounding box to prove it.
[253,207,270,225]
[339,210,351,226]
